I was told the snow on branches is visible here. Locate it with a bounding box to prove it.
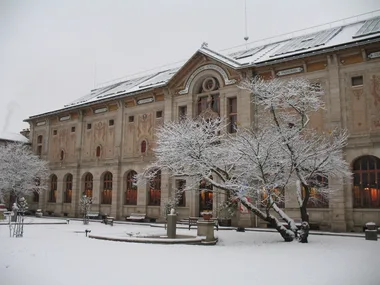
[142,76,351,242]
[0,142,49,203]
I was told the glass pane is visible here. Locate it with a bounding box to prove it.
[361,157,369,170]
[353,159,361,170]
[353,173,360,185]
[370,173,376,186]
[362,173,368,186]
[369,157,375,170]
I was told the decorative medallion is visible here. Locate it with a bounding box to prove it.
[178,64,236,95]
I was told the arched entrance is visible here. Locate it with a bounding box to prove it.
[199,178,213,215]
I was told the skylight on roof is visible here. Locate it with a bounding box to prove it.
[353,16,380,38]
[270,27,341,57]
[229,46,264,60]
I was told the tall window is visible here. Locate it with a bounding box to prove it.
[49,175,57,203]
[353,156,380,208]
[64,174,73,203]
[102,172,112,204]
[37,135,43,157]
[178,106,187,121]
[197,94,220,115]
[141,140,147,154]
[303,176,329,208]
[228,97,237,133]
[149,170,161,206]
[84,173,93,198]
[60,150,65,161]
[96,146,101,157]
[125,171,137,205]
[176,179,186,207]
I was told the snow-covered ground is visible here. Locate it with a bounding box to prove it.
[0,219,379,285]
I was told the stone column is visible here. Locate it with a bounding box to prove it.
[326,54,347,231]
[329,176,347,232]
[112,101,125,219]
[55,179,63,215]
[74,110,84,217]
[110,166,120,218]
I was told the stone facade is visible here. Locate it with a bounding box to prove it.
[25,30,380,232]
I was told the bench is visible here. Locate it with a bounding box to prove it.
[188,217,219,231]
[87,212,100,219]
[103,216,114,226]
[126,213,147,222]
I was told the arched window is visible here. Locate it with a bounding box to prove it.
[84,173,93,198]
[353,156,380,208]
[141,140,147,154]
[64,174,73,203]
[96,146,101,157]
[37,135,43,144]
[102,172,112,204]
[149,170,161,206]
[125,171,137,205]
[49,175,57,203]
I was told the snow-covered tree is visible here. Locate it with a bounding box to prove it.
[245,77,351,227]
[0,142,49,206]
[139,117,296,241]
[140,77,351,242]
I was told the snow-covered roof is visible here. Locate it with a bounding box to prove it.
[0,132,29,143]
[27,14,380,119]
[214,16,380,66]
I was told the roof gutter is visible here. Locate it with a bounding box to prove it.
[24,85,161,122]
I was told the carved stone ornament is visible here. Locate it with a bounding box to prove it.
[178,64,236,95]
[352,88,363,100]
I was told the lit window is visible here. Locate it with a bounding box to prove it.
[149,170,161,206]
[102,172,112,204]
[353,155,380,208]
[125,171,137,205]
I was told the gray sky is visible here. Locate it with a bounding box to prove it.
[1,0,380,134]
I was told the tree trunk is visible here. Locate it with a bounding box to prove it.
[266,216,294,242]
[240,197,294,242]
[300,204,309,223]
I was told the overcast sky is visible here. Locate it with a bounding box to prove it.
[1,0,380,134]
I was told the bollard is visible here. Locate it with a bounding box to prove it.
[365,222,378,241]
[85,229,91,237]
[166,208,177,239]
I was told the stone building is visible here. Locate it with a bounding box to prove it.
[25,15,380,232]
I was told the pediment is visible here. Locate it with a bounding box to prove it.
[168,50,241,96]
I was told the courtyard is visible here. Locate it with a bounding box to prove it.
[0,219,379,285]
